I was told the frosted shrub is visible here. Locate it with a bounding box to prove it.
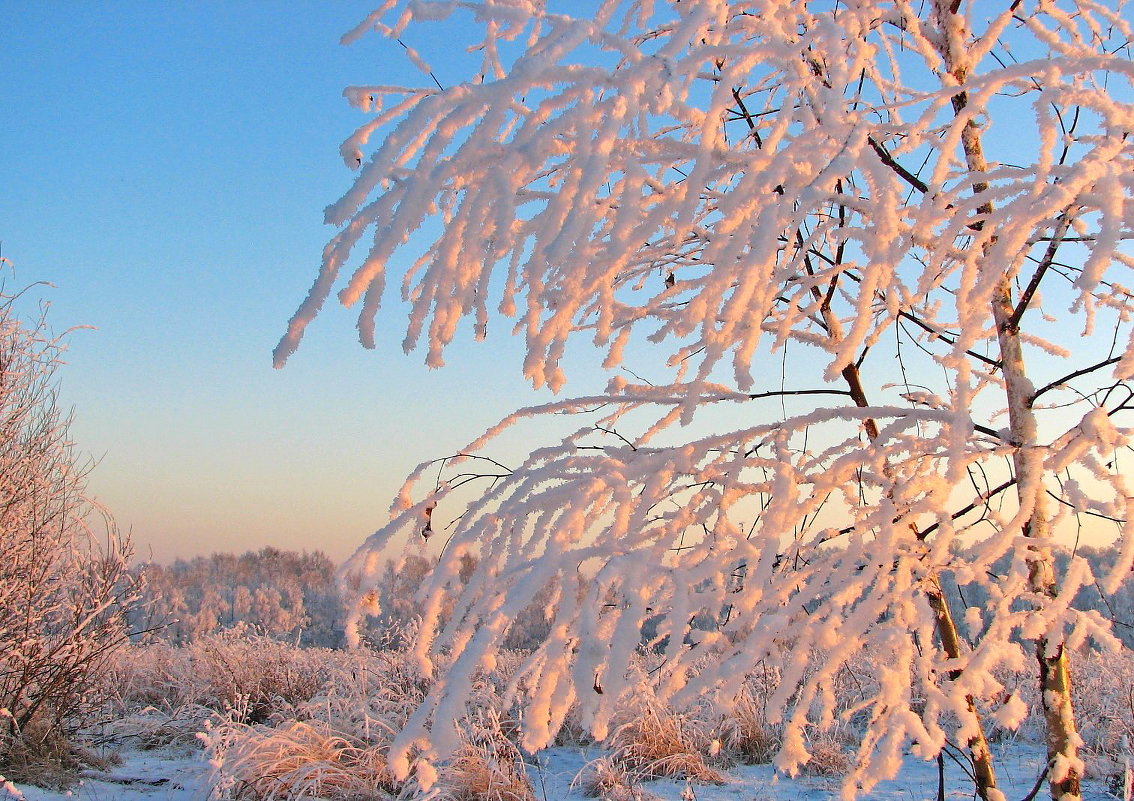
[0,282,141,784]
[601,692,725,786]
[290,648,430,748]
[577,757,660,801]
[100,641,223,749]
[116,634,1134,797]
[200,644,556,801]
[203,647,430,800]
[708,650,874,774]
[797,738,854,779]
[1065,650,1134,779]
[184,632,332,724]
[100,633,336,750]
[431,709,536,801]
[716,685,780,766]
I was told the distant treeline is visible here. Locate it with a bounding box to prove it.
[128,548,343,647]
[128,543,1134,650]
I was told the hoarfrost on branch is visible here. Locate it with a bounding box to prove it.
[278,1,1133,797]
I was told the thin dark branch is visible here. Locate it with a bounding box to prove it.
[1031,356,1122,402]
[913,478,1018,539]
[897,311,1001,368]
[1091,579,1134,631]
[940,740,977,784]
[396,38,445,92]
[731,87,763,148]
[834,266,1001,369]
[1007,208,1076,332]
[867,136,929,194]
[747,388,852,401]
[593,425,637,451]
[1045,488,1126,524]
[450,452,514,473]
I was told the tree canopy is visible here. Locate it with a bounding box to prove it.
[279,3,1133,798]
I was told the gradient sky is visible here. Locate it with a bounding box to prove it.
[3,4,1126,567]
[1,2,562,563]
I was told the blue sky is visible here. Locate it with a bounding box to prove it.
[0,3,551,562]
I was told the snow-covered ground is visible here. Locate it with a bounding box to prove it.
[5,741,1122,801]
[5,748,207,801]
[532,742,1122,801]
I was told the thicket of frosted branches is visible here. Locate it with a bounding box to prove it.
[0,283,139,783]
[278,1,1133,797]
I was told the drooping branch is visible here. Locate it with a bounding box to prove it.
[290,4,1134,799]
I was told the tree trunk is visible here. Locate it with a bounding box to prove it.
[841,358,1002,801]
[935,3,1081,797]
[823,301,1002,800]
[993,286,1082,801]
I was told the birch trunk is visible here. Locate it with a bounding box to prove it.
[993,281,1082,801]
[935,3,1081,797]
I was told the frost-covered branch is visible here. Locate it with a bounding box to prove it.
[282,2,1134,798]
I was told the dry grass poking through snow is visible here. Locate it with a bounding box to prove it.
[199,646,537,800]
[203,719,394,800]
[598,695,725,787]
[77,634,1134,800]
[433,710,536,801]
[576,756,665,801]
[198,648,418,800]
[715,685,780,766]
[708,656,859,777]
[100,631,336,750]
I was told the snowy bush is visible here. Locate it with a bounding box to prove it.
[0,282,141,785]
[201,717,396,801]
[91,634,1130,800]
[199,645,542,800]
[431,708,536,801]
[100,631,338,752]
[601,695,725,786]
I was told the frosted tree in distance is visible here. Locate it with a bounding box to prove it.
[277,2,1134,799]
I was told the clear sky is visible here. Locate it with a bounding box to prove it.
[0,2,554,563]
